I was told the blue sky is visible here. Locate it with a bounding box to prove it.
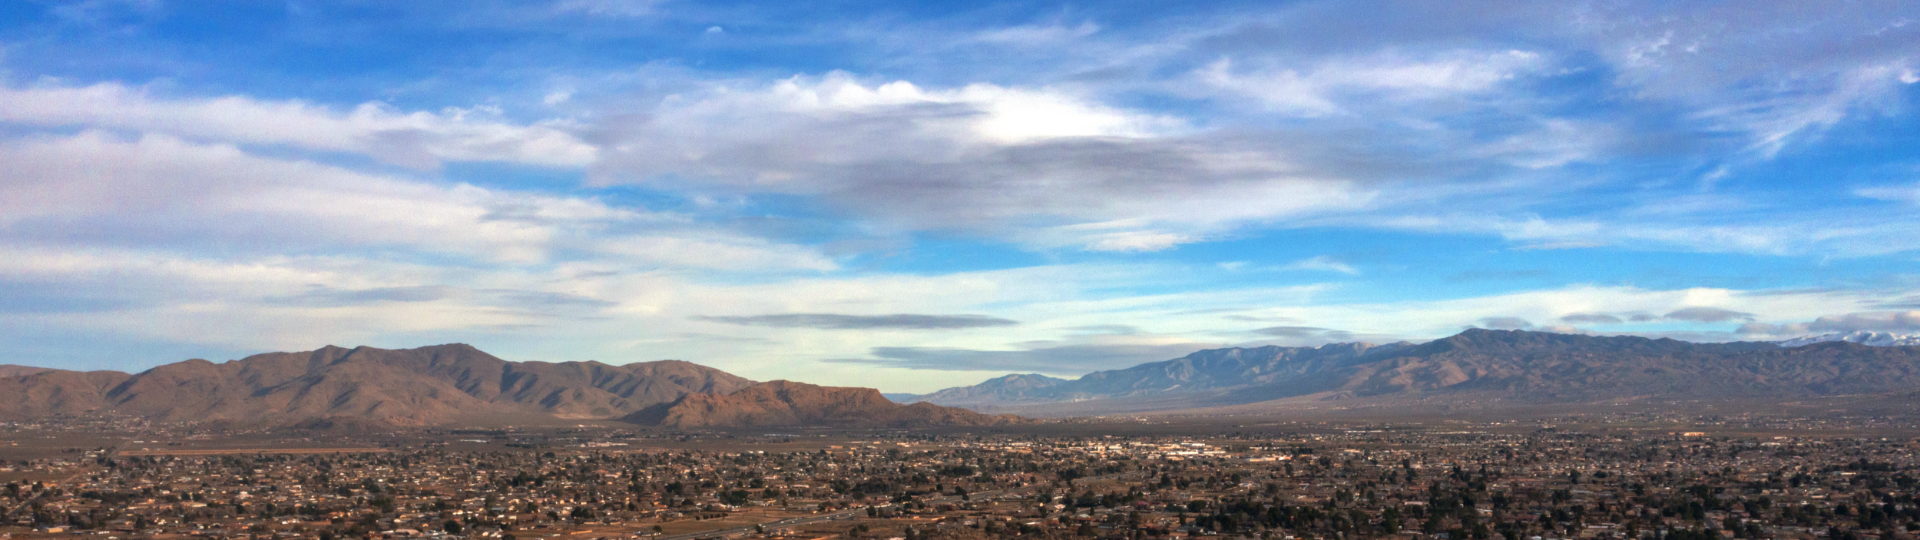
[2,0,1919,392]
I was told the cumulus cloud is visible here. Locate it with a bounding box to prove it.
[693,313,1019,330]
[0,82,594,168]
[586,73,1408,252]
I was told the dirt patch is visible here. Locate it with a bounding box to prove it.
[120,447,390,456]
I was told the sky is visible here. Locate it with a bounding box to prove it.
[2,0,1919,393]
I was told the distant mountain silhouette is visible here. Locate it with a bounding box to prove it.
[905,341,1407,411]
[913,329,1920,414]
[903,373,1070,409]
[627,380,1023,428]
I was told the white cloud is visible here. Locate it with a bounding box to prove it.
[595,235,838,272]
[552,0,663,18]
[970,21,1101,46]
[1196,50,1545,116]
[1359,209,1920,258]
[1691,62,1918,159]
[1219,284,1878,341]
[1084,232,1192,252]
[589,73,1396,252]
[1474,119,1618,169]
[0,82,596,168]
[1569,2,1920,160]
[0,131,834,271]
[1281,255,1359,275]
[1857,183,1920,205]
[1738,311,1920,337]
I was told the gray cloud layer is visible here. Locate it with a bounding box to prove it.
[272,286,616,312]
[827,342,1209,374]
[693,313,1019,330]
[1253,326,1355,341]
[1739,311,1920,336]
[1663,307,1757,323]
[1476,317,1534,330]
[1559,313,1623,324]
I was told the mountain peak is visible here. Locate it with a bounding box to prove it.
[0,343,756,426]
[910,327,1920,414]
[1776,331,1920,347]
[628,380,1022,428]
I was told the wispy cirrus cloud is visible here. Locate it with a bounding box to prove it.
[827,341,1214,374]
[0,82,595,168]
[0,131,834,270]
[693,313,1019,330]
[1664,307,1756,323]
[1280,256,1359,275]
[3,0,1920,393]
[1195,49,1546,117]
[1739,311,1920,337]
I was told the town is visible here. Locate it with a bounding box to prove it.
[2,418,1918,540]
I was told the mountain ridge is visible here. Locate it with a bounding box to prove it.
[628,380,1023,428]
[0,344,996,428]
[1775,331,1920,347]
[913,329,1920,414]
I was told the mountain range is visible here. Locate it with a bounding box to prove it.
[626,380,1022,428]
[0,344,1009,428]
[903,329,1920,414]
[7,329,1919,426]
[1774,331,1920,347]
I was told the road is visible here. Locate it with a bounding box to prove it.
[655,472,1139,540]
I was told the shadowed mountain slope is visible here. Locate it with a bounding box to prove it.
[627,380,1025,428]
[915,329,1920,414]
[910,341,1408,410]
[906,373,1069,408]
[0,344,754,425]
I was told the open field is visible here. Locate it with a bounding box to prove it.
[119,447,391,456]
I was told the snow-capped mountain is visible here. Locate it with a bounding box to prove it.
[1775,331,1920,347]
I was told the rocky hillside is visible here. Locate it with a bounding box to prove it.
[0,344,755,425]
[906,373,1070,408]
[910,341,1408,409]
[1776,331,1920,347]
[914,329,1920,414]
[627,380,1024,428]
